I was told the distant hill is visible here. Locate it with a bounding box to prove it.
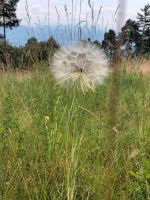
[0,25,104,47]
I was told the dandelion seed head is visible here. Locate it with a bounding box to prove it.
[51,41,109,93]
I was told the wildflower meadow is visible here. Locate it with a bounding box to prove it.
[0,0,150,199]
[0,63,150,199]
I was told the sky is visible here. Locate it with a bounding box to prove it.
[16,0,150,29]
[1,0,149,46]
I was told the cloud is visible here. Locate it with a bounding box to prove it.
[31,4,46,15]
[16,0,148,30]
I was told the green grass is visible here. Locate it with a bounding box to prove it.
[0,69,149,200]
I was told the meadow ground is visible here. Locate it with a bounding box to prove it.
[0,62,150,199]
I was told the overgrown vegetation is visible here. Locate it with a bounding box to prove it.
[0,2,150,70]
[0,1,150,199]
[0,36,59,70]
[0,68,149,199]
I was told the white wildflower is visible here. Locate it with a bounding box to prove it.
[51,41,109,93]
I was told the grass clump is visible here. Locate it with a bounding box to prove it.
[0,69,149,199]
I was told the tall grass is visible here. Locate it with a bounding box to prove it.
[0,0,150,199]
[0,68,149,199]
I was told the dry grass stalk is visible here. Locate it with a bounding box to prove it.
[103,0,127,199]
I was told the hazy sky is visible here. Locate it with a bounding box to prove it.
[17,0,149,29]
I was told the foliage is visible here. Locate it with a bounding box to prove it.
[0,3,150,67]
[0,69,149,199]
[137,3,150,53]
[120,19,142,55]
[0,36,59,70]
[0,0,20,42]
[102,29,116,59]
[22,36,59,69]
[100,4,150,57]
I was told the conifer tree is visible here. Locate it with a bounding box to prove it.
[137,4,150,52]
[0,0,20,42]
[102,29,116,59]
[121,19,141,55]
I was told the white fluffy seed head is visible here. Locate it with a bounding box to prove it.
[51,41,109,93]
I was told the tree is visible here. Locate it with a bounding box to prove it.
[102,29,116,59]
[26,37,38,46]
[137,4,150,52]
[120,19,141,56]
[0,1,4,12]
[0,0,20,42]
[93,40,101,48]
[0,0,4,40]
[22,36,59,69]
